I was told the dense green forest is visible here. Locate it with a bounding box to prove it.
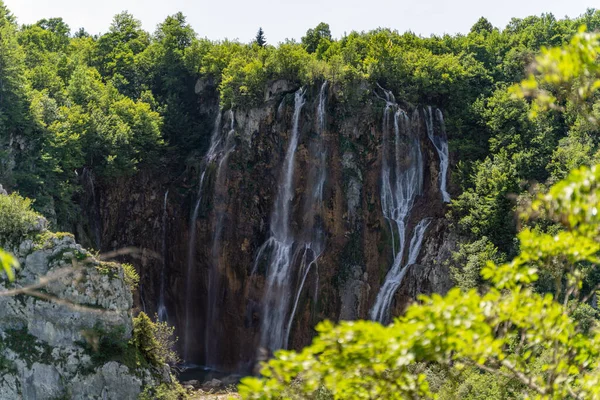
[3,0,600,397]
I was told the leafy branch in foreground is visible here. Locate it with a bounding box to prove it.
[514,26,600,116]
[0,249,18,281]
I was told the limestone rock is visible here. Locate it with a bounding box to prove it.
[182,379,201,388]
[264,79,295,102]
[202,378,223,391]
[0,231,163,399]
[339,265,370,320]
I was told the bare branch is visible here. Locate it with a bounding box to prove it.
[98,246,159,261]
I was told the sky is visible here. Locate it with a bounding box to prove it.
[3,0,595,44]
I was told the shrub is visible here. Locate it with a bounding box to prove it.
[0,193,42,244]
[133,312,162,366]
[139,379,187,400]
[151,314,180,365]
[132,312,180,366]
[121,263,139,290]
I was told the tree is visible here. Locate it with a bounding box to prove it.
[35,18,70,51]
[73,27,89,38]
[470,17,494,34]
[255,27,266,47]
[94,12,149,97]
[301,22,332,54]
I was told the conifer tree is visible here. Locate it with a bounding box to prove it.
[255,27,266,47]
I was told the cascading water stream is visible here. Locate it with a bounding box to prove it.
[371,216,431,324]
[285,81,329,346]
[183,110,226,362]
[158,189,169,322]
[254,88,306,352]
[370,93,426,324]
[425,106,451,203]
[204,111,236,368]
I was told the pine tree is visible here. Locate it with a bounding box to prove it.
[255,27,266,47]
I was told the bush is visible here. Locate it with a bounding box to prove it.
[0,193,43,244]
[133,312,180,366]
[139,379,187,400]
[121,263,139,290]
[151,314,180,365]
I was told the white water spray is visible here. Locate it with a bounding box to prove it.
[284,81,329,345]
[370,89,426,323]
[425,106,451,203]
[204,111,236,368]
[183,109,232,362]
[254,89,306,352]
[158,189,169,322]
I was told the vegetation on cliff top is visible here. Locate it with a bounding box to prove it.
[0,0,599,240]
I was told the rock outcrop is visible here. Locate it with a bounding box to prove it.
[0,208,169,399]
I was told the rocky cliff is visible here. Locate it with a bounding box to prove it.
[79,80,457,372]
[0,203,170,399]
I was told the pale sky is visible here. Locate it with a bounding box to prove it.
[3,0,594,44]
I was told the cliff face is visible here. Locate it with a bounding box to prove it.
[84,80,457,372]
[0,211,169,399]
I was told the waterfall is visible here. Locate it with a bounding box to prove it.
[254,88,306,352]
[158,189,169,322]
[371,217,431,324]
[425,106,451,203]
[285,81,329,344]
[183,109,225,362]
[370,92,426,324]
[204,111,236,368]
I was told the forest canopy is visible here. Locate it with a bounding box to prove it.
[2,2,600,238]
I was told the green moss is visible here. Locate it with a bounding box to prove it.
[54,232,74,240]
[81,324,150,375]
[33,231,57,250]
[83,313,177,377]
[2,327,53,368]
[95,261,121,279]
[95,261,139,291]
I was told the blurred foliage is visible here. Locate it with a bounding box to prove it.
[0,249,18,281]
